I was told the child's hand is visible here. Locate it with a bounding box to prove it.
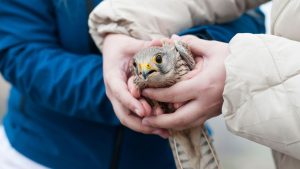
[127,76,152,117]
[142,35,228,130]
[102,34,169,138]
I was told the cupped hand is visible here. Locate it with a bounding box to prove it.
[141,35,229,130]
[102,34,168,137]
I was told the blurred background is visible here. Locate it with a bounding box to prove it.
[0,2,274,169]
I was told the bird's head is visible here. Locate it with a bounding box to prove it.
[132,46,178,88]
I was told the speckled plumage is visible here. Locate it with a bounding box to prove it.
[132,41,220,169]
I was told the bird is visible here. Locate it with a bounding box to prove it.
[132,40,220,169]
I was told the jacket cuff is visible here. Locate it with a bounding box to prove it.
[222,33,281,128]
[88,1,166,51]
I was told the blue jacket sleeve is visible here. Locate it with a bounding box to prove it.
[0,0,118,124]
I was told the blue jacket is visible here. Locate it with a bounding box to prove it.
[0,0,265,168]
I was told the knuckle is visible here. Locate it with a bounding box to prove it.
[119,118,128,127]
[127,103,135,112]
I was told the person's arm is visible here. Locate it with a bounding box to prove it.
[88,0,269,49]
[223,33,300,159]
[0,0,117,124]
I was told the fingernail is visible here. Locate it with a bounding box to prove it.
[154,107,163,115]
[135,109,142,116]
[154,109,158,116]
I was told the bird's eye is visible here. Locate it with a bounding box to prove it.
[155,54,162,64]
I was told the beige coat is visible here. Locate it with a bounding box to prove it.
[89,0,300,168]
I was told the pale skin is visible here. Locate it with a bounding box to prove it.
[103,33,229,138]
[129,35,230,132]
[102,34,169,138]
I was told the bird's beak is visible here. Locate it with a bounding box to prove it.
[142,71,148,80]
[139,63,156,80]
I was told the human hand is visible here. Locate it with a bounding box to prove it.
[102,34,168,137]
[141,35,229,130]
[126,38,195,116]
[127,76,165,116]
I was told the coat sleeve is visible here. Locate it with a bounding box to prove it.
[223,33,300,159]
[0,0,118,125]
[88,0,268,49]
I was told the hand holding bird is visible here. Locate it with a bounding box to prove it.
[130,36,221,169]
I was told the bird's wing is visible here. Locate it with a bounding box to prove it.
[174,40,196,70]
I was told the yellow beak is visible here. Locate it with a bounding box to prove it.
[139,63,156,79]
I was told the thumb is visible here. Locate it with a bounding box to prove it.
[128,76,140,98]
[179,35,213,56]
[126,38,154,55]
[131,38,165,53]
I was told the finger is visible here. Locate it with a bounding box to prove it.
[152,129,170,139]
[110,92,168,138]
[180,58,203,81]
[153,106,164,116]
[150,39,163,47]
[160,38,173,45]
[139,98,152,117]
[189,118,207,129]
[173,102,184,109]
[186,101,222,129]
[126,39,157,55]
[189,108,221,129]
[194,57,203,64]
[110,97,156,134]
[180,69,199,81]
[112,97,169,137]
[110,77,145,116]
[128,76,140,98]
[142,100,203,130]
[179,35,213,56]
[142,79,196,103]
